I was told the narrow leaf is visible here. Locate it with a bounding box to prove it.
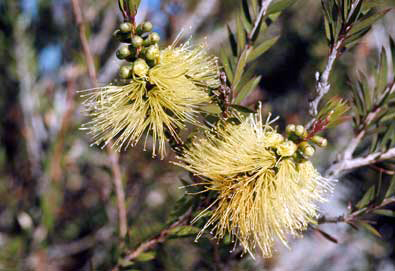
[373,209,395,217]
[376,48,388,94]
[359,222,382,238]
[348,10,389,36]
[236,16,247,54]
[227,25,238,57]
[356,185,376,209]
[232,48,252,92]
[267,0,296,15]
[234,76,262,104]
[135,251,156,262]
[247,36,279,62]
[169,226,200,237]
[316,228,339,243]
[385,175,395,198]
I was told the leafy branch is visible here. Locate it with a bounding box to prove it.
[308,0,390,126]
[218,0,295,110]
[326,37,395,178]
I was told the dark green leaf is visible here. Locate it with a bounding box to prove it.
[232,48,252,92]
[201,104,222,114]
[316,228,338,243]
[385,175,395,198]
[227,25,238,57]
[229,104,255,114]
[356,185,376,209]
[247,36,279,62]
[236,16,247,54]
[169,226,200,237]
[220,49,234,83]
[359,222,382,238]
[128,0,141,14]
[135,251,156,262]
[348,10,389,36]
[234,76,261,104]
[375,48,388,94]
[267,0,297,15]
[373,209,395,217]
[242,0,252,24]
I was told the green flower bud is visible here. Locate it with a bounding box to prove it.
[149,32,161,44]
[119,65,133,79]
[133,58,149,77]
[286,124,296,134]
[120,22,133,33]
[277,140,297,157]
[299,142,315,157]
[143,21,153,33]
[136,24,144,35]
[113,29,121,38]
[311,136,328,147]
[147,59,158,67]
[116,46,132,59]
[295,125,305,137]
[113,30,129,42]
[145,45,160,60]
[132,36,144,48]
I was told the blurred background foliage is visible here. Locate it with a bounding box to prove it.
[0,0,395,270]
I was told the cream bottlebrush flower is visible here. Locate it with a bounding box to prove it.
[81,42,220,158]
[175,110,333,257]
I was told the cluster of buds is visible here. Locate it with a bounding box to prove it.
[113,21,160,79]
[285,124,328,160]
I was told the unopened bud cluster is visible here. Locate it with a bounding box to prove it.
[285,124,328,160]
[113,21,160,79]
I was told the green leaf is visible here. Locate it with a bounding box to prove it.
[135,251,156,262]
[169,226,200,237]
[241,0,253,31]
[373,209,395,217]
[236,16,247,54]
[247,36,279,62]
[348,10,389,36]
[385,175,395,198]
[375,48,388,94]
[118,258,135,268]
[220,49,234,83]
[359,222,382,238]
[118,0,126,14]
[234,76,261,104]
[232,47,252,92]
[267,0,297,15]
[316,228,338,243]
[201,104,222,114]
[356,185,376,209]
[128,0,141,14]
[390,38,395,74]
[229,104,255,114]
[227,25,238,57]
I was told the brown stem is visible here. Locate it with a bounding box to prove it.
[318,197,395,225]
[123,208,192,262]
[70,0,128,239]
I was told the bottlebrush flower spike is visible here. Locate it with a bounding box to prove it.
[80,41,220,158]
[175,108,333,257]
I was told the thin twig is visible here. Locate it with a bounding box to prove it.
[307,38,344,125]
[123,208,193,262]
[71,0,128,239]
[248,0,273,42]
[231,0,273,100]
[326,147,395,178]
[318,197,395,224]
